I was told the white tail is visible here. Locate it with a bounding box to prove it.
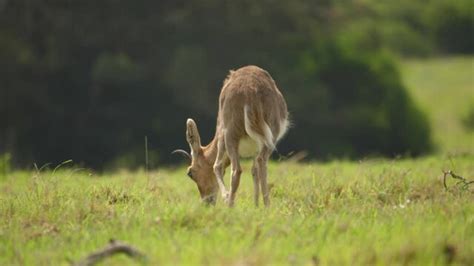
[244,105,276,151]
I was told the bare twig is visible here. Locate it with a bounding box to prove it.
[279,151,308,162]
[443,170,474,191]
[53,159,73,174]
[73,239,147,266]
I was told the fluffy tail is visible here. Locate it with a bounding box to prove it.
[244,105,275,151]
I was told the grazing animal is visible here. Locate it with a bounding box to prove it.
[173,65,289,206]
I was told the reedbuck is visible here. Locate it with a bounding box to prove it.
[173,65,289,206]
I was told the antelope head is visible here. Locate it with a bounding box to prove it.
[172,118,218,204]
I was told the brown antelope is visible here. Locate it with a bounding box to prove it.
[173,65,289,207]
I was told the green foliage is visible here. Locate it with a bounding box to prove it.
[0,156,473,264]
[336,0,474,56]
[92,53,142,85]
[337,18,434,57]
[0,0,443,168]
[400,57,474,154]
[285,40,432,157]
[425,0,474,54]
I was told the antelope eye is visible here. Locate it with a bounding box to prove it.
[187,169,193,178]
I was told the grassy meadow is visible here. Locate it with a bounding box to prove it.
[400,56,474,153]
[1,57,473,265]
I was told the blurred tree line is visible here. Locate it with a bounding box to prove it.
[0,0,471,169]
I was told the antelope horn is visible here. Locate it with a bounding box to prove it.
[171,149,191,161]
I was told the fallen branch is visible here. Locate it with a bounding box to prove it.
[73,239,147,266]
[443,170,474,191]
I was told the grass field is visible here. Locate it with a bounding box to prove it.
[400,56,474,154]
[1,57,473,265]
[1,156,473,265]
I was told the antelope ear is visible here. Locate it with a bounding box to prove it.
[186,118,201,153]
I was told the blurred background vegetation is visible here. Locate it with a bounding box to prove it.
[0,0,472,169]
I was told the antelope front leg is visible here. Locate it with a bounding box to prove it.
[225,136,242,207]
[214,162,228,200]
[213,137,229,200]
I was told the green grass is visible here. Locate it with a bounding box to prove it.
[0,156,473,265]
[1,57,473,265]
[400,56,474,154]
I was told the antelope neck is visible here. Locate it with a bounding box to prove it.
[203,136,219,165]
